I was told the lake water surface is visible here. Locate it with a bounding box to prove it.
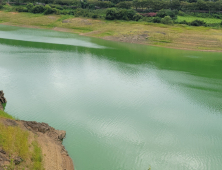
[0,24,222,170]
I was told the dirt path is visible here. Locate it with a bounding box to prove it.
[37,133,74,170]
[23,121,75,170]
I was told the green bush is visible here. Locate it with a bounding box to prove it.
[52,8,60,14]
[32,5,45,13]
[16,6,28,12]
[178,10,185,16]
[212,14,222,19]
[50,4,63,10]
[179,20,189,25]
[60,9,69,15]
[106,8,117,20]
[2,4,13,12]
[92,14,98,18]
[157,9,177,20]
[116,1,132,9]
[26,3,34,12]
[53,0,73,5]
[96,1,114,8]
[190,20,206,26]
[161,16,173,25]
[74,8,84,16]
[0,5,3,9]
[68,10,75,15]
[44,5,53,15]
[152,17,161,23]
[133,13,142,21]
[116,9,136,20]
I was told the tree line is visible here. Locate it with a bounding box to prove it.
[2,0,222,13]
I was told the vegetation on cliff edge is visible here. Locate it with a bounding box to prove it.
[0,110,44,170]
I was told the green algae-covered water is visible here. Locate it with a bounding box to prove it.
[0,24,222,170]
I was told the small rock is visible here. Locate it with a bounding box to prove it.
[0,149,6,154]
[4,119,18,127]
[13,157,22,165]
[58,130,66,140]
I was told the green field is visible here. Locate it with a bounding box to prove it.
[177,16,222,24]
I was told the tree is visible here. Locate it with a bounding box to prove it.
[106,8,117,20]
[133,0,140,10]
[161,16,174,25]
[170,0,181,10]
[116,1,132,9]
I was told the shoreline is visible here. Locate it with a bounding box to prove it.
[0,91,74,170]
[0,11,222,52]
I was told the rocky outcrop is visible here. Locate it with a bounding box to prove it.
[0,91,7,111]
[22,121,67,143]
[22,121,74,170]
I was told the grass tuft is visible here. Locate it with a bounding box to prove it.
[0,110,15,119]
[32,141,44,170]
[0,122,29,158]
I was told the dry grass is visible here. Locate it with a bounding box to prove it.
[0,110,44,170]
[1,11,222,51]
[0,123,29,158]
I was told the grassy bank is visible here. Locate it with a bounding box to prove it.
[0,11,222,51]
[0,110,43,170]
[176,16,222,24]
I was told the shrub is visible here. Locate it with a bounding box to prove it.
[26,3,34,12]
[190,20,206,26]
[116,1,132,9]
[96,1,114,8]
[179,20,189,25]
[212,14,222,19]
[52,8,60,14]
[32,5,45,13]
[161,16,173,25]
[16,6,28,12]
[92,14,98,18]
[68,10,75,15]
[44,5,53,15]
[0,5,3,9]
[116,9,128,20]
[50,4,63,10]
[106,8,117,20]
[152,17,161,23]
[74,8,84,16]
[178,10,185,16]
[133,13,142,21]
[157,9,177,20]
[125,9,136,20]
[116,9,136,20]
[2,4,13,12]
[53,0,73,5]
[60,10,69,15]
[80,1,89,9]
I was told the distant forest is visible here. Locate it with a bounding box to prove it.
[1,0,222,12]
[1,0,222,27]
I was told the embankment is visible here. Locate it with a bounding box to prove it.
[0,11,222,52]
[0,91,74,170]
